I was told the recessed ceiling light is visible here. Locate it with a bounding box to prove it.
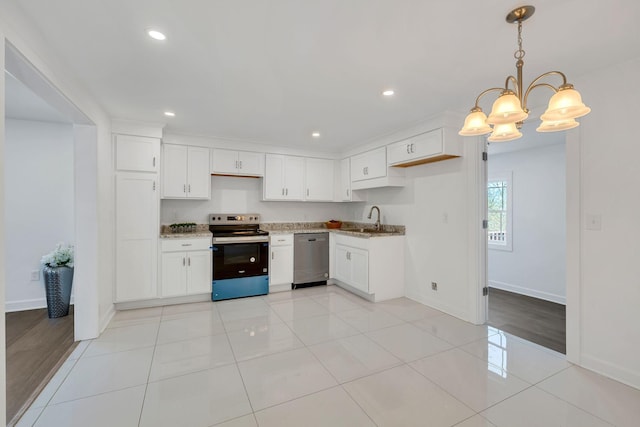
[382,90,395,97]
[164,111,175,117]
[147,29,167,41]
[311,132,321,138]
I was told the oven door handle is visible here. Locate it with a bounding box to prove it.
[212,237,269,244]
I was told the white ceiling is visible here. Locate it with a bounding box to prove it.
[9,0,640,152]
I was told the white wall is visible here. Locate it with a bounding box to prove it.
[161,175,350,224]
[4,119,74,310]
[566,56,640,389]
[488,141,566,304]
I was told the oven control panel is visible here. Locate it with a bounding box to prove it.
[209,213,261,225]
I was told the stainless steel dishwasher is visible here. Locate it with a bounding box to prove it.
[293,232,329,288]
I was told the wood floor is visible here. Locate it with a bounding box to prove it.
[5,306,76,425]
[488,288,566,354]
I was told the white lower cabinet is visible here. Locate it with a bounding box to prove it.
[332,234,404,301]
[160,238,212,297]
[269,234,293,288]
[334,244,369,293]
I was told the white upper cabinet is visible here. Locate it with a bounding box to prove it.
[263,154,305,200]
[115,134,160,172]
[162,144,210,199]
[211,148,264,177]
[350,147,405,190]
[351,147,387,182]
[337,158,364,202]
[387,127,462,167]
[305,158,334,201]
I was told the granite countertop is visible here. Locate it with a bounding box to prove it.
[159,224,212,239]
[261,221,405,238]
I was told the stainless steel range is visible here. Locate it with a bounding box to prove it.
[209,213,269,301]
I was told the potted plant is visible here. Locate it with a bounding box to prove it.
[41,242,74,318]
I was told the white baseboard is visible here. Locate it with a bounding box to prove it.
[5,295,76,312]
[581,354,640,391]
[405,292,471,323]
[99,304,116,334]
[489,280,566,305]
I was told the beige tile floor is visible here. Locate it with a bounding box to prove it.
[16,285,640,427]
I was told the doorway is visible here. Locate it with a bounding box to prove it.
[3,41,100,425]
[485,123,567,354]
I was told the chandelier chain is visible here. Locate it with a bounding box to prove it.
[514,20,525,60]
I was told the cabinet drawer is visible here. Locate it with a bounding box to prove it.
[161,238,211,252]
[270,234,294,246]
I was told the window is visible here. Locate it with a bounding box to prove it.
[488,171,512,251]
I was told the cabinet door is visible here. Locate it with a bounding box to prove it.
[115,135,160,172]
[161,252,188,297]
[211,148,238,175]
[340,158,351,201]
[305,158,334,201]
[410,129,443,159]
[270,245,294,286]
[334,244,351,284]
[387,139,414,165]
[350,152,367,182]
[349,247,369,293]
[162,144,188,198]
[264,154,285,200]
[187,146,211,199]
[186,250,212,294]
[364,147,387,179]
[237,151,264,176]
[283,156,305,200]
[115,173,158,301]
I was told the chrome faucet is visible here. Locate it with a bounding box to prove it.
[367,205,381,230]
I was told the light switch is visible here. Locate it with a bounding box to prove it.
[585,214,602,231]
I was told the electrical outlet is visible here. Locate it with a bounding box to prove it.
[431,282,437,291]
[31,270,40,281]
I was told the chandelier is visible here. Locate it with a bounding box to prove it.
[458,5,591,142]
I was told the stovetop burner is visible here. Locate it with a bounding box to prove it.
[209,213,268,242]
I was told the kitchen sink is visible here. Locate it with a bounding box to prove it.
[339,228,395,235]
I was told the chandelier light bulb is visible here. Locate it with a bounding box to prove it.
[459,108,492,136]
[486,90,528,125]
[536,118,579,133]
[541,85,591,121]
[488,122,522,142]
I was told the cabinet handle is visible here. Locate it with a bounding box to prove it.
[153,157,156,167]
[235,160,238,169]
[406,144,411,154]
[286,188,288,196]
[188,257,191,266]
[181,243,192,246]
[346,189,349,197]
[183,184,186,193]
[153,181,156,191]
[282,188,285,196]
[188,184,191,193]
[239,160,243,169]
[306,189,309,197]
[411,143,415,153]
[183,257,186,266]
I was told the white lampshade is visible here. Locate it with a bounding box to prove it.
[486,90,529,125]
[540,85,591,121]
[488,122,522,142]
[459,109,492,136]
[536,118,579,133]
